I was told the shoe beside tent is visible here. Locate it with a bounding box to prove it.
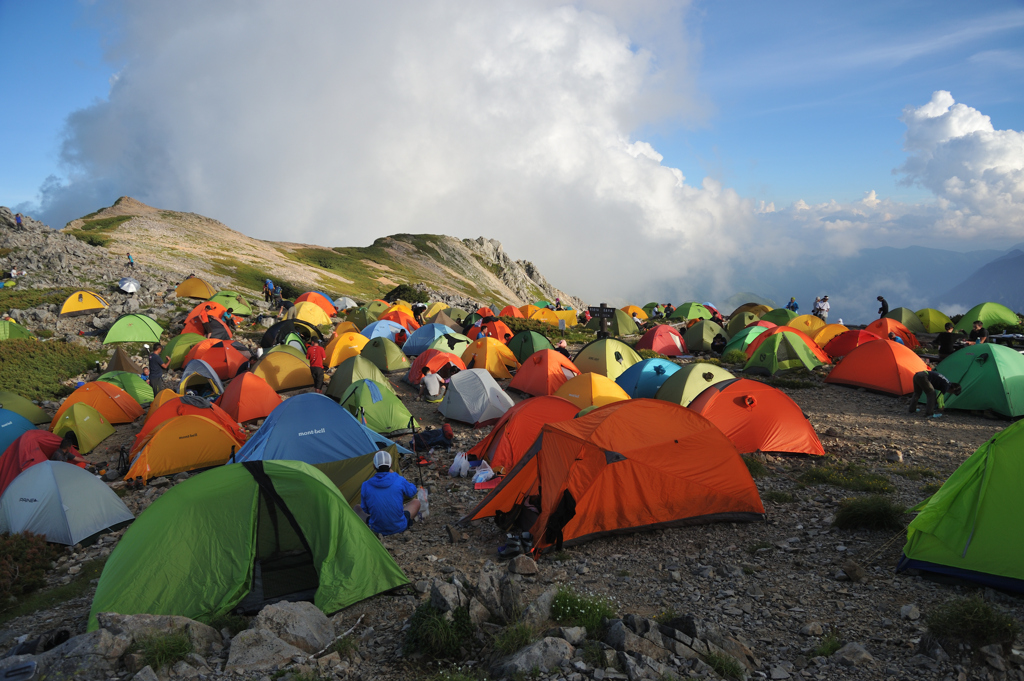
[572,339,641,381]
[0,409,36,454]
[51,402,116,454]
[824,339,928,395]
[89,460,408,629]
[0,391,50,424]
[931,344,1024,418]
[509,350,580,397]
[439,369,515,428]
[58,290,109,317]
[0,461,133,545]
[655,364,735,407]
[103,314,163,344]
[468,396,579,475]
[216,373,282,424]
[174,277,217,300]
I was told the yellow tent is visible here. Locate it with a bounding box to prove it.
[787,314,826,336]
[174,277,217,300]
[58,290,109,317]
[621,305,648,320]
[125,415,241,482]
[251,351,314,392]
[554,373,630,410]
[529,309,560,327]
[286,301,332,327]
[333,321,360,336]
[554,310,579,327]
[385,303,413,317]
[461,337,521,380]
[519,304,540,319]
[325,331,368,367]
[812,323,848,348]
[424,302,449,321]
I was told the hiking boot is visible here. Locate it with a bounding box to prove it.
[135,476,144,487]
[126,478,135,490]
[931,413,943,418]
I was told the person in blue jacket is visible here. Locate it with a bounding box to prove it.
[360,450,421,536]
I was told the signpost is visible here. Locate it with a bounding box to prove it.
[588,303,613,338]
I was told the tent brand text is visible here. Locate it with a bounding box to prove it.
[298,428,327,437]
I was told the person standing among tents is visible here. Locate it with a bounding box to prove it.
[909,370,961,419]
[360,450,420,536]
[816,296,830,322]
[306,339,326,393]
[146,344,170,395]
[272,285,283,310]
[967,320,988,345]
[785,297,798,313]
[877,296,889,319]
[935,322,959,360]
[263,279,274,302]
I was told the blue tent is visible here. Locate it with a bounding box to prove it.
[402,323,457,356]
[615,359,681,398]
[361,320,406,342]
[0,409,36,454]
[234,393,410,465]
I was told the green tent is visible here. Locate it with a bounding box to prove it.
[572,338,642,381]
[759,308,797,325]
[668,302,712,321]
[366,300,390,317]
[931,344,1024,417]
[427,333,472,357]
[642,302,665,317]
[88,460,409,629]
[463,312,485,328]
[281,332,307,352]
[743,332,825,376]
[954,302,1019,332]
[654,364,735,407]
[533,299,551,309]
[899,419,1024,591]
[265,344,307,362]
[327,356,395,400]
[104,314,164,344]
[97,371,155,405]
[683,320,728,353]
[360,337,411,374]
[507,331,554,363]
[0,391,50,424]
[916,308,953,333]
[338,379,418,436]
[346,308,378,330]
[0,320,32,341]
[723,326,768,356]
[585,309,639,337]
[445,308,469,324]
[163,333,206,370]
[51,402,116,454]
[209,291,252,316]
[725,312,758,337]
[884,307,926,334]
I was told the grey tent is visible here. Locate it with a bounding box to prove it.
[438,369,515,427]
[0,461,133,545]
[179,359,226,396]
[334,297,358,310]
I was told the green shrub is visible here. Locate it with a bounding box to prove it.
[890,465,937,480]
[926,595,1021,650]
[34,328,54,339]
[0,248,12,258]
[811,631,841,657]
[1,556,105,625]
[329,636,359,659]
[404,603,474,659]
[832,496,906,531]
[67,215,133,248]
[208,613,249,636]
[764,491,795,503]
[704,650,745,679]
[0,338,105,401]
[0,286,77,311]
[502,317,594,344]
[126,631,193,670]
[384,284,429,304]
[742,455,768,479]
[653,609,678,625]
[551,588,617,634]
[722,350,747,364]
[799,464,893,494]
[0,533,62,607]
[694,358,722,366]
[636,349,668,360]
[494,623,536,655]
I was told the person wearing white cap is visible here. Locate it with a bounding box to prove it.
[359,450,421,536]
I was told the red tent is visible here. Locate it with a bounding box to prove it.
[0,431,80,497]
[508,350,580,396]
[215,373,282,424]
[824,339,929,395]
[468,396,579,474]
[405,349,467,386]
[634,325,686,357]
[133,396,246,453]
[823,329,881,360]
[192,341,248,380]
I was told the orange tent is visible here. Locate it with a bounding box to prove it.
[621,305,648,320]
[811,323,849,348]
[688,378,825,456]
[125,415,241,483]
[406,349,467,386]
[215,373,282,423]
[822,329,881,360]
[325,331,368,367]
[474,307,495,318]
[864,318,920,349]
[133,396,245,453]
[51,382,143,428]
[333,320,360,335]
[499,306,525,318]
[144,389,180,423]
[461,399,765,552]
[634,325,686,357]
[519,304,540,319]
[745,327,830,363]
[824,339,929,395]
[181,301,238,337]
[466,319,515,344]
[468,396,579,474]
[378,310,421,332]
[508,350,580,397]
[461,338,520,380]
[553,373,630,410]
[295,292,337,318]
[195,341,248,380]
[183,338,220,366]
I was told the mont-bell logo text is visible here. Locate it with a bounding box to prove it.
[298,428,326,437]
[178,432,198,440]
[19,498,38,503]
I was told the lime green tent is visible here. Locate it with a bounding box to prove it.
[209,291,252,316]
[725,312,758,337]
[954,302,1019,332]
[585,309,638,337]
[915,308,953,333]
[327,356,395,400]
[759,308,797,325]
[428,333,472,357]
[338,379,418,436]
[668,302,712,321]
[572,338,642,381]
[0,320,32,341]
[265,344,307,362]
[366,300,390,317]
[884,307,927,334]
[51,402,116,454]
[97,371,155,405]
[899,419,1024,591]
[445,308,469,324]
[163,333,205,370]
[88,460,408,628]
[507,331,554,363]
[346,308,378,330]
[360,337,411,374]
[723,326,768,356]
[683,320,728,353]
[281,332,307,352]
[0,391,49,424]
[654,364,735,407]
[931,344,1024,417]
[104,314,163,344]
[743,333,825,376]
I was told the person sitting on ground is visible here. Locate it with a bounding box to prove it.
[935,322,960,360]
[711,333,727,354]
[651,307,663,319]
[418,365,447,402]
[909,370,961,419]
[888,332,905,346]
[785,297,799,313]
[554,298,563,311]
[967,320,988,345]
[221,307,236,331]
[631,312,645,331]
[359,450,420,536]
[554,339,571,359]
[50,435,87,465]
[877,296,889,319]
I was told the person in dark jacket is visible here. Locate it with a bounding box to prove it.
[877,296,889,318]
[146,344,170,395]
[934,322,959,360]
[909,371,961,418]
[360,451,420,536]
[554,339,571,359]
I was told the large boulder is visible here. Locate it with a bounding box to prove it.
[226,629,306,673]
[252,602,335,654]
[490,637,575,678]
[96,612,221,656]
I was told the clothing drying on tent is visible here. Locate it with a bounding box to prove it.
[461,399,764,553]
[654,364,735,407]
[614,359,680,399]
[468,396,579,475]
[89,460,408,628]
[235,393,409,465]
[209,291,252,316]
[51,382,144,427]
[336,380,419,437]
[250,351,313,392]
[58,290,109,317]
[898,419,1024,592]
[0,392,49,424]
[634,325,686,357]
[824,339,929,395]
[506,331,554,363]
[428,332,473,358]
[178,359,226,396]
[162,333,206,369]
[103,314,163,344]
[931,344,1024,418]
[52,402,115,454]
[743,331,827,376]
[135,395,246,452]
[360,337,412,374]
[508,350,580,397]
[0,409,35,455]
[0,431,80,497]
[688,378,825,456]
[864,318,919,349]
[439,369,515,428]
[953,302,1018,333]
[0,461,133,545]
[402,323,456,356]
[683,321,728,354]
[96,371,154,405]
[461,338,520,380]
[174,277,217,300]
[126,414,245,482]
[572,338,642,381]
[405,350,466,386]
[554,372,630,410]
[215,373,282,423]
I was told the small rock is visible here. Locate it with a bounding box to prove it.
[508,554,539,575]
[841,559,868,583]
[799,622,824,636]
[770,665,791,679]
[833,642,874,667]
[900,604,921,620]
[886,450,903,463]
[133,666,160,681]
[980,644,1007,671]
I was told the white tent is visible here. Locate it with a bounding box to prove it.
[439,369,515,427]
[0,461,133,545]
[334,296,358,310]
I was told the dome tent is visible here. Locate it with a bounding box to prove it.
[58,290,109,317]
[439,369,515,428]
[572,338,642,382]
[506,331,554,363]
[553,372,630,410]
[930,344,1024,418]
[508,350,580,397]
[467,396,579,475]
[103,314,163,344]
[614,358,680,399]
[215,373,282,424]
[655,364,735,408]
[0,391,50,425]
[327,356,395,400]
[51,402,116,454]
[953,302,1019,333]
[125,414,244,483]
[336,379,419,437]
[634,325,686,357]
[824,339,928,396]
[0,409,35,454]
[884,307,927,334]
[51,382,144,428]
[174,277,217,300]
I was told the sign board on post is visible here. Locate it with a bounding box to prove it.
[587,306,616,319]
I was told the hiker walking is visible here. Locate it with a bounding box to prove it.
[909,370,961,419]
[877,296,889,319]
[14,214,22,228]
[818,296,830,323]
[146,344,170,395]
[263,279,274,302]
[126,253,135,269]
[306,338,326,393]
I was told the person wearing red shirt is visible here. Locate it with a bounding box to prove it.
[306,340,327,393]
